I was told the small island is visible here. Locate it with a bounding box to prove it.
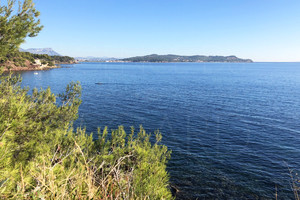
[119,54,253,63]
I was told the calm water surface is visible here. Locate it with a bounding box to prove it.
[19,62,300,199]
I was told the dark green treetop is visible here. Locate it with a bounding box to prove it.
[0,0,43,59]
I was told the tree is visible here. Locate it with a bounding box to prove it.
[0,0,43,61]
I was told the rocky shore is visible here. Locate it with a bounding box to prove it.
[1,59,76,72]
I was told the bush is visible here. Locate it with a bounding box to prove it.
[0,73,172,199]
[48,61,55,66]
[41,60,47,65]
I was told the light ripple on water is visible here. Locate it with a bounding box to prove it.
[18,62,300,199]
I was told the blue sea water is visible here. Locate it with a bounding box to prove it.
[19,62,300,199]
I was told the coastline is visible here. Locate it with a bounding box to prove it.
[1,61,77,72]
[3,65,60,72]
[82,60,254,64]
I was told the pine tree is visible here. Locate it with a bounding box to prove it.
[0,0,43,62]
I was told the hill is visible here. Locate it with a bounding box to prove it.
[0,51,76,71]
[120,54,253,63]
[20,48,61,56]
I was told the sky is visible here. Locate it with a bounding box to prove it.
[20,0,300,62]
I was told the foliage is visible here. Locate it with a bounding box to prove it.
[0,0,43,61]
[0,0,74,68]
[50,55,75,63]
[288,167,300,200]
[31,53,75,64]
[41,60,47,65]
[0,73,172,199]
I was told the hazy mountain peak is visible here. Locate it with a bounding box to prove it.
[20,48,61,56]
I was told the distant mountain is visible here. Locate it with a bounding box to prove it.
[120,54,253,63]
[75,56,119,62]
[20,48,61,56]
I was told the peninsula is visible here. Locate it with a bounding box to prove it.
[119,54,253,63]
[1,50,76,72]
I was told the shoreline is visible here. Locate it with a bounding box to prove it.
[80,61,254,64]
[1,62,77,72]
[3,65,60,72]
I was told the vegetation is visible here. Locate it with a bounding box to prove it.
[50,55,75,64]
[288,167,300,200]
[0,1,75,68]
[31,53,75,65]
[0,73,172,199]
[120,54,253,63]
[0,0,43,62]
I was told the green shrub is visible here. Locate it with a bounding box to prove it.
[48,61,55,66]
[41,60,47,65]
[0,73,172,199]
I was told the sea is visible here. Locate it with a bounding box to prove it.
[19,62,300,199]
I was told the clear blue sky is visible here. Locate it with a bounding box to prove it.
[21,0,300,62]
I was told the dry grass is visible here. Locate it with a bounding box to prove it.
[288,167,300,200]
[8,141,140,200]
